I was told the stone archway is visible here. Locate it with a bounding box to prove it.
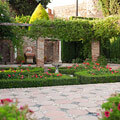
[0,40,14,64]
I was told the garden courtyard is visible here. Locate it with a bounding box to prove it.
[1,0,120,119]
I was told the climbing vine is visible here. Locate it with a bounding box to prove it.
[28,16,120,43]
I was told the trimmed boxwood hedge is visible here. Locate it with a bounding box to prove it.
[0,77,77,89]
[49,67,76,75]
[75,71,120,84]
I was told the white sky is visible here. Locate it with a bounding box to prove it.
[47,0,84,10]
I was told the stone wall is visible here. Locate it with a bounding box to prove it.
[0,40,14,64]
[22,37,59,63]
[53,0,103,19]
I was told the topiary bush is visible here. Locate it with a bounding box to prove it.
[29,3,49,24]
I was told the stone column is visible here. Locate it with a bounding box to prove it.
[36,37,44,67]
[59,40,62,63]
[91,40,100,61]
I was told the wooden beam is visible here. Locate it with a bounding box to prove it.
[0,23,32,26]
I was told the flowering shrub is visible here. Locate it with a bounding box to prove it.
[99,94,120,120]
[0,98,35,120]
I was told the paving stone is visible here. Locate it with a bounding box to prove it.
[0,82,120,119]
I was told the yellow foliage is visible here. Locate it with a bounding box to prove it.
[29,3,49,24]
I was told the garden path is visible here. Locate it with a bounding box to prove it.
[1,63,120,70]
[0,82,120,120]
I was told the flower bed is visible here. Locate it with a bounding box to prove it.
[0,98,35,120]
[75,61,120,84]
[0,61,120,88]
[99,94,120,120]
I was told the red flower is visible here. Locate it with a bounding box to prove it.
[40,76,42,78]
[86,62,89,65]
[21,60,24,63]
[104,111,110,118]
[118,103,120,111]
[32,75,34,78]
[19,64,21,67]
[57,74,59,76]
[0,98,13,104]
[83,62,86,64]
[48,69,51,71]
[35,75,38,78]
[28,109,34,113]
[96,63,100,66]
[14,70,16,73]
[12,75,15,77]
[67,66,72,69]
[109,68,112,71]
[8,74,11,78]
[111,72,114,74]
[21,69,23,72]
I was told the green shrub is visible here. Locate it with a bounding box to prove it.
[15,15,30,23]
[0,98,34,120]
[16,55,25,64]
[99,94,120,120]
[0,76,77,89]
[96,55,107,66]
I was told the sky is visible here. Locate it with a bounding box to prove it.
[47,0,84,10]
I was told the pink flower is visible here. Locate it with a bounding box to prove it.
[111,72,114,74]
[46,72,48,74]
[104,111,110,118]
[21,69,23,72]
[14,71,16,73]
[83,62,86,64]
[97,113,100,116]
[76,64,79,67]
[21,75,24,79]
[32,75,34,78]
[12,75,15,77]
[93,66,96,69]
[20,106,24,110]
[48,69,51,71]
[0,98,13,104]
[106,65,109,69]
[28,64,31,67]
[118,103,120,111]
[40,76,42,78]
[110,108,113,112]
[57,74,59,76]
[74,67,76,69]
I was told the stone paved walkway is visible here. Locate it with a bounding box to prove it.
[0,83,120,120]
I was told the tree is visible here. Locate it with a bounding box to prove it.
[8,0,51,16]
[0,0,23,47]
[98,0,120,16]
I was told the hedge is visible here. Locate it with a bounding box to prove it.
[75,71,120,84]
[49,67,76,75]
[0,77,77,89]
